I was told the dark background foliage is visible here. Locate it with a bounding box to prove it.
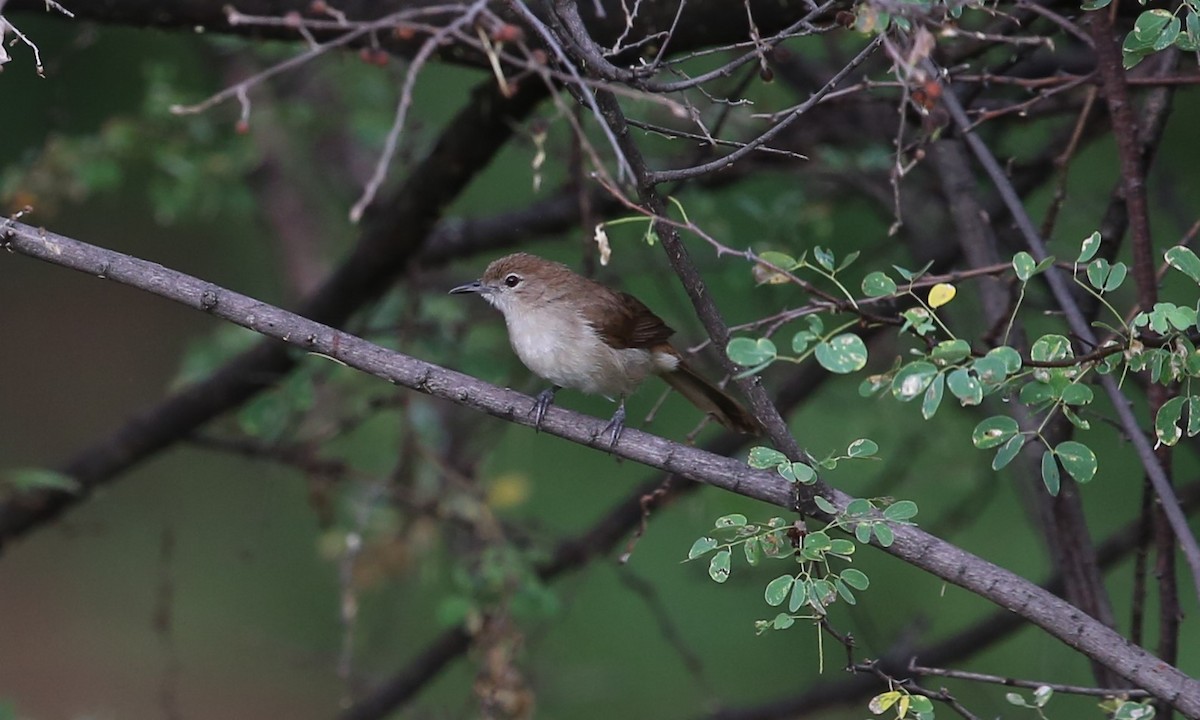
[1,1,1198,719]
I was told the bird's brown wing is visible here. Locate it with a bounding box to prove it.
[581,287,675,350]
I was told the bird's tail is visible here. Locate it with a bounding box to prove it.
[662,362,760,434]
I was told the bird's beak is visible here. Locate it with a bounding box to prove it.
[449,279,490,295]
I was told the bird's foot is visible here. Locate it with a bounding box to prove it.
[602,404,626,451]
[530,387,558,431]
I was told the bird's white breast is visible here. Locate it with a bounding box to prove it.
[491,295,676,398]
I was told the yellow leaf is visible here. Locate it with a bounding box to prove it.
[928,283,956,308]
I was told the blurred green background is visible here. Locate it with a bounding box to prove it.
[2,10,1199,720]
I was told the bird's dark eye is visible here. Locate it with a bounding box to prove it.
[504,273,522,288]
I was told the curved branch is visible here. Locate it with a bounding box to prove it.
[4,220,1200,715]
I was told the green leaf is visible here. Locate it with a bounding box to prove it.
[779,461,816,484]
[900,307,936,337]
[846,498,873,517]
[973,415,1020,448]
[1060,383,1094,406]
[992,433,1027,470]
[791,330,815,354]
[988,346,1023,374]
[804,531,833,553]
[972,356,1007,385]
[688,536,718,559]
[815,333,869,374]
[813,246,835,271]
[855,523,873,543]
[892,361,938,401]
[909,696,935,714]
[757,250,798,271]
[862,271,898,297]
[1165,245,1200,283]
[1062,405,1091,431]
[847,438,879,458]
[829,539,856,556]
[1041,449,1061,496]
[1134,9,1174,41]
[1164,303,1196,330]
[764,574,794,606]
[837,251,861,272]
[1031,334,1073,362]
[1019,380,1056,406]
[727,337,777,367]
[922,372,946,420]
[840,568,870,590]
[1056,441,1097,483]
[1154,15,1182,49]
[1155,395,1186,446]
[859,376,888,398]
[1188,396,1200,438]
[873,524,895,547]
[771,612,795,630]
[1082,0,1112,9]
[1179,10,1200,49]
[715,513,748,528]
[834,578,857,605]
[931,339,971,365]
[946,367,983,406]
[788,579,810,612]
[813,495,838,514]
[5,468,81,494]
[1104,261,1128,292]
[1086,258,1111,290]
[811,578,836,605]
[1012,251,1036,282]
[709,549,732,583]
[744,537,762,566]
[883,500,918,522]
[893,260,934,282]
[748,446,788,468]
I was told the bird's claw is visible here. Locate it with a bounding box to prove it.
[602,405,626,451]
[531,387,557,431]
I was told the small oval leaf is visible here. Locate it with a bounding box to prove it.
[727,337,777,367]
[1041,450,1061,496]
[973,415,1020,449]
[709,549,732,583]
[1079,231,1102,262]
[1055,441,1097,483]
[688,536,718,559]
[1012,251,1036,282]
[765,574,795,606]
[1155,395,1187,447]
[892,361,939,401]
[946,367,984,406]
[861,271,898,297]
[992,433,1027,470]
[748,446,788,469]
[1165,245,1200,283]
[815,333,869,374]
[847,438,879,458]
[928,283,956,308]
[922,372,946,420]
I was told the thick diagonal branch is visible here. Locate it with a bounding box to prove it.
[5,221,1200,714]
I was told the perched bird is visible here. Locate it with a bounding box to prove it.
[450,252,759,445]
